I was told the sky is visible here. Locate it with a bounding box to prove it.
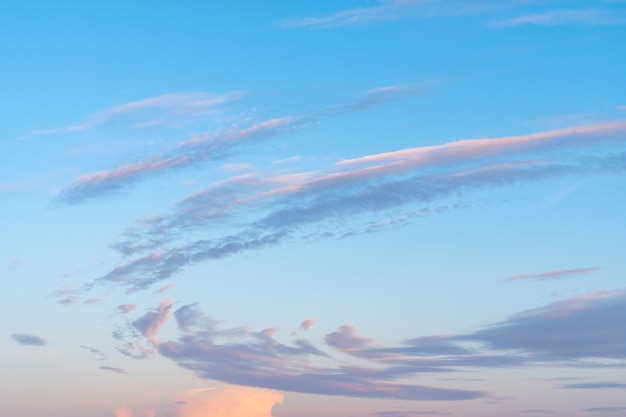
[1,1,626,416]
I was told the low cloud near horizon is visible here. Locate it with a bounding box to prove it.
[114,385,283,417]
[10,333,47,346]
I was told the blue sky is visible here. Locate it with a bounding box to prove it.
[1,1,626,416]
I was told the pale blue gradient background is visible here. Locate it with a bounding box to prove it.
[1,1,626,417]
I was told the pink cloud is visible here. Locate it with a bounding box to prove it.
[299,319,315,331]
[118,304,138,313]
[325,324,379,351]
[54,85,425,206]
[337,120,626,170]
[156,291,626,402]
[132,299,173,346]
[90,115,626,291]
[55,116,302,205]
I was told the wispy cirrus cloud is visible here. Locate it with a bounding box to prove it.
[493,8,626,27]
[53,116,301,205]
[280,2,399,28]
[281,1,626,29]
[504,267,599,282]
[99,365,128,375]
[153,290,626,402]
[11,333,47,346]
[91,119,626,291]
[279,0,516,28]
[583,407,626,413]
[30,92,238,137]
[560,382,626,389]
[0,258,26,280]
[54,84,426,205]
[81,345,106,359]
[118,304,138,313]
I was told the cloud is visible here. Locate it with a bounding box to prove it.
[92,117,626,291]
[279,0,509,28]
[177,386,283,417]
[111,300,173,360]
[81,345,106,357]
[493,8,625,27]
[462,290,626,360]
[325,324,382,357]
[114,406,154,417]
[11,333,47,346]
[99,366,128,375]
[336,120,626,169]
[54,116,300,205]
[395,336,474,357]
[154,290,626,402]
[118,304,138,313]
[131,300,173,346]
[279,2,398,28]
[159,304,485,401]
[0,180,40,196]
[504,267,599,282]
[31,92,237,136]
[54,85,423,206]
[373,411,452,417]
[583,408,626,413]
[0,258,26,280]
[114,407,134,417]
[560,382,626,389]
[299,319,315,331]
[281,1,626,29]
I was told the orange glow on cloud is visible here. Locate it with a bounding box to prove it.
[114,406,154,417]
[178,385,284,417]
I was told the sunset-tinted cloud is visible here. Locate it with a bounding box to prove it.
[90,119,626,291]
[155,290,625,401]
[177,386,284,417]
[159,304,485,401]
[4,2,625,415]
[131,299,173,346]
[462,290,626,360]
[54,85,425,206]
